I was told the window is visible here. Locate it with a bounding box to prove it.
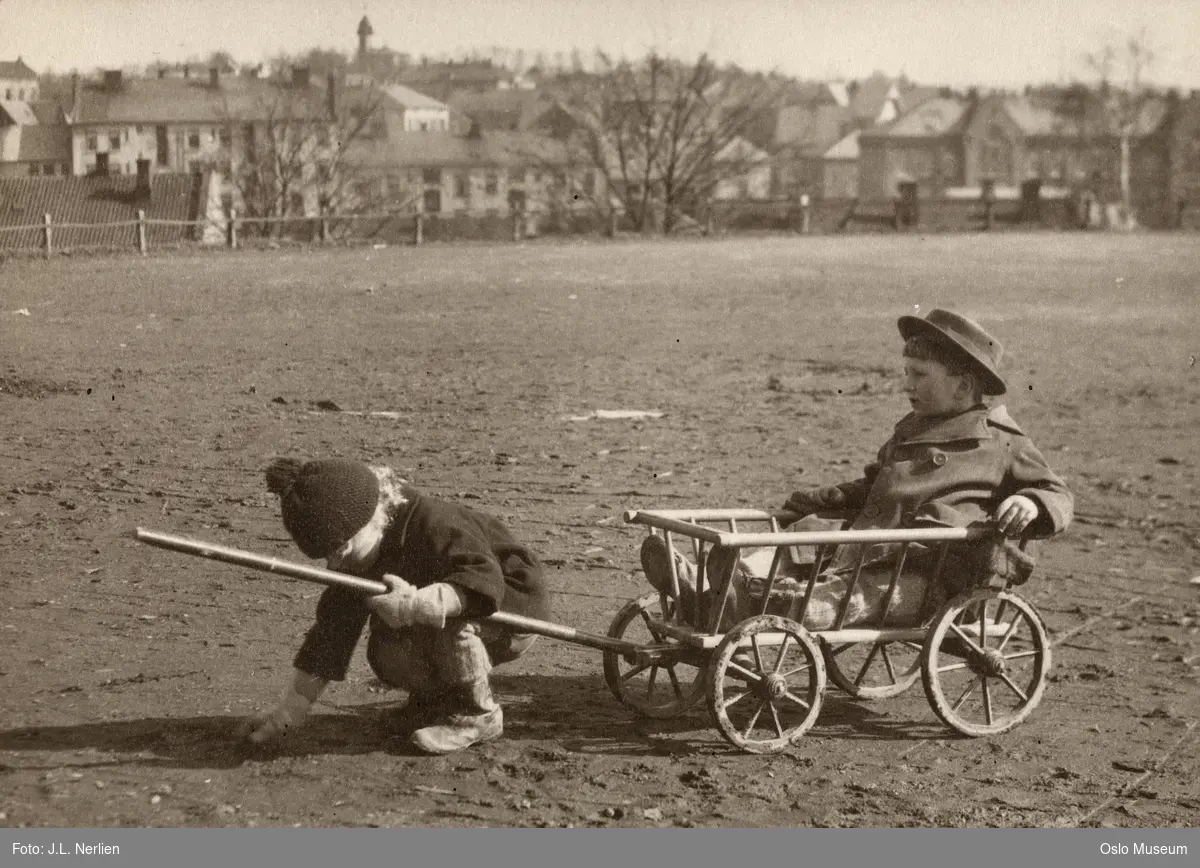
[109,131,121,151]
[485,172,499,195]
[454,173,469,199]
[86,133,98,152]
[188,129,201,149]
[43,163,54,176]
[422,168,441,185]
[27,163,38,176]
[18,88,25,100]
[4,89,11,100]
[156,125,170,166]
[219,127,232,149]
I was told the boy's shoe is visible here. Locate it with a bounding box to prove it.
[641,535,706,624]
[640,535,696,595]
[379,691,450,736]
[411,706,503,755]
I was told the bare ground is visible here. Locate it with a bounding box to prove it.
[0,233,1197,828]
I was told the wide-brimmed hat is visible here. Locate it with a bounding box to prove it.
[897,308,1006,395]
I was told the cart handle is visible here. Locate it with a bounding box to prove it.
[132,527,644,656]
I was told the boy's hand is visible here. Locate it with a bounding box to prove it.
[784,485,846,517]
[366,574,423,629]
[237,704,307,745]
[994,495,1039,538]
[235,671,325,745]
[366,575,464,630]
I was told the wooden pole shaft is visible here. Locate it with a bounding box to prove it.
[133,527,642,655]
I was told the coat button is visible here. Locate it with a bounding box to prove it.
[862,504,880,519]
[932,452,947,467]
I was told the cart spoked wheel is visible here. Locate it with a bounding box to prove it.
[603,592,706,719]
[822,637,923,700]
[922,589,1051,737]
[707,615,825,754]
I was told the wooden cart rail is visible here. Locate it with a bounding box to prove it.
[624,508,994,548]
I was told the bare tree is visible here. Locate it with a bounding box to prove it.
[216,74,388,239]
[1085,29,1157,229]
[555,51,784,234]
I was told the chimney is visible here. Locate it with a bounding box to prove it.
[94,152,110,176]
[209,67,220,88]
[70,73,81,120]
[104,69,123,92]
[135,157,151,198]
[326,71,337,119]
[292,66,310,89]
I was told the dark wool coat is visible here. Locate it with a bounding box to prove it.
[820,404,1074,584]
[294,488,551,681]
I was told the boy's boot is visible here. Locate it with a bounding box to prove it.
[411,623,503,755]
[380,690,452,736]
[641,535,701,625]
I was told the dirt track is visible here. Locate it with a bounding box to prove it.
[1,233,1197,828]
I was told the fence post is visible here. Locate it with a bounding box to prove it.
[228,207,239,250]
[511,210,522,242]
[414,213,424,246]
[320,211,331,244]
[137,209,148,255]
[800,194,812,235]
[43,213,52,259]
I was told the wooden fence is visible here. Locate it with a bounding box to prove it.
[0,207,539,258]
[1,196,1194,259]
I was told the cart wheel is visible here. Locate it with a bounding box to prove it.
[922,589,1051,737]
[706,615,825,754]
[822,638,922,700]
[603,592,706,719]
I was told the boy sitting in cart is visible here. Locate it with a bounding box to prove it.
[239,457,552,754]
[641,308,1074,632]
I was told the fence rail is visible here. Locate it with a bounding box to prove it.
[2,194,1196,260]
[0,206,542,258]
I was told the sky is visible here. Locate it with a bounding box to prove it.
[2,0,1198,88]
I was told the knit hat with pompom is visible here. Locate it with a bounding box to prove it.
[265,458,380,559]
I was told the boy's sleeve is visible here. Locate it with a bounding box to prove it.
[833,441,888,509]
[1005,436,1074,537]
[428,524,507,618]
[293,585,371,681]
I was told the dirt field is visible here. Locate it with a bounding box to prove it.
[1,233,1197,829]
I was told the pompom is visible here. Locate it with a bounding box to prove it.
[265,457,305,496]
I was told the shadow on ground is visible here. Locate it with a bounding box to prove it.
[0,674,950,771]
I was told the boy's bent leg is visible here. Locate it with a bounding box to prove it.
[480,622,539,665]
[641,535,702,624]
[411,621,504,754]
[366,619,454,734]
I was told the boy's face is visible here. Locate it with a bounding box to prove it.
[903,356,974,417]
[325,522,384,575]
